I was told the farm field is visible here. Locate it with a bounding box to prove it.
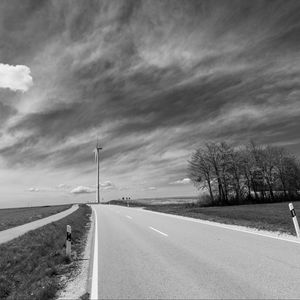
[0,205,71,232]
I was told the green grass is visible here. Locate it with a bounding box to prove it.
[0,205,71,232]
[0,204,91,300]
[143,201,300,235]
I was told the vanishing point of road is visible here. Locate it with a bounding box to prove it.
[91,204,300,299]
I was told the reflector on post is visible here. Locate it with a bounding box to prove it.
[66,225,72,257]
[289,203,300,238]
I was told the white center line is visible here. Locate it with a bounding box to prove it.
[149,226,168,237]
[126,215,133,219]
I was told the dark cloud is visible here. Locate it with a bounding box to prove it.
[0,0,299,192]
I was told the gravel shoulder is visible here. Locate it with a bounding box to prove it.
[57,206,95,300]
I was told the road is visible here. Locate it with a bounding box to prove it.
[92,204,300,299]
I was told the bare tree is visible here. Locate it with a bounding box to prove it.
[188,148,215,202]
[248,141,268,201]
[261,146,277,201]
[283,155,300,196]
[227,146,243,202]
[188,140,300,206]
[205,142,226,203]
[239,147,257,201]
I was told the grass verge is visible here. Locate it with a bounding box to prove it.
[0,205,71,232]
[0,204,91,300]
[143,201,299,235]
[108,199,299,236]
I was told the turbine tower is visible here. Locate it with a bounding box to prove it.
[94,141,102,204]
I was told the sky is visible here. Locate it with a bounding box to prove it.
[0,0,299,208]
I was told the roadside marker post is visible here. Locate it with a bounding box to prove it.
[66,225,72,257]
[289,203,300,238]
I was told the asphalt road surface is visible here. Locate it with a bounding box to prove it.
[94,204,300,299]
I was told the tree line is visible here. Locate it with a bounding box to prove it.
[188,141,300,206]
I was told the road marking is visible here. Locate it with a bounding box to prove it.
[91,207,98,300]
[149,226,168,237]
[126,215,133,219]
[141,209,300,244]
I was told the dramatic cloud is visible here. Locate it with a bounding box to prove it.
[0,63,33,92]
[0,0,299,203]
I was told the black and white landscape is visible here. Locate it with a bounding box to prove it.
[0,1,300,299]
[0,0,299,207]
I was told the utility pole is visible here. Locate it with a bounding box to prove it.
[95,142,102,204]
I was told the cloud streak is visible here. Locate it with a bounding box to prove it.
[0,0,299,202]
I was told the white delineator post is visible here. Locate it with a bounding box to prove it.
[289,203,300,238]
[66,225,72,257]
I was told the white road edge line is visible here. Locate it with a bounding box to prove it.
[149,226,168,237]
[126,215,133,219]
[91,207,98,300]
[142,209,300,245]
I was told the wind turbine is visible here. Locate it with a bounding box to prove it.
[94,141,102,204]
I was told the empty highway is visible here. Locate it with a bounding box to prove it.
[92,204,300,299]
